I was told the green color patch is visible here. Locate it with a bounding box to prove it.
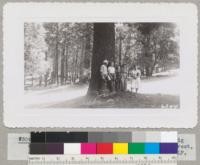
[128,143,145,154]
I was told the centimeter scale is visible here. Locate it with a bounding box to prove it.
[28,154,177,165]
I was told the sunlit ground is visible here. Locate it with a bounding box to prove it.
[24,85,88,108]
[127,69,180,95]
[24,69,179,109]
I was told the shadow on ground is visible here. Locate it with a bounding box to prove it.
[47,92,179,109]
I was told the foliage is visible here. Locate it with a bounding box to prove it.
[117,23,179,76]
[24,23,48,76]
[24,22,179,88]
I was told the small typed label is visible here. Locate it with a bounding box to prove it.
[178,134,196,161]
[7,133,30,160]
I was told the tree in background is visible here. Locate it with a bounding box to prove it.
[115,23,179,77]
[24,23,48,86]
[134,23,179,76]
[43,23,59,84]
[24,22,179,90]
[115,23,139,69]
[42,23,93,85]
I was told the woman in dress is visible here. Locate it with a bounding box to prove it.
[130,65,141,93]
[135,66,141,93]
[107,61,116,92]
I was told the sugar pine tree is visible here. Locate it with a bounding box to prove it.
[88,23,115,94]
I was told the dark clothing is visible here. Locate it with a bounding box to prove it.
[100,77,107,94]
[108,73,115,92]
[115,71,122,91]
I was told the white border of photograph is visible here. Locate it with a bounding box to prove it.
[3,3,198,128]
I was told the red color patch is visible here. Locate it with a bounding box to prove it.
[97,143,113,154]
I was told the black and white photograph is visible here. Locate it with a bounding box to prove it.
[3,3,197,127]
[24,22,180,109]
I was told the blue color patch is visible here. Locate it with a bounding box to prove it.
[145,143,160,154]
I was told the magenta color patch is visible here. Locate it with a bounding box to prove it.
[81,143,96,154]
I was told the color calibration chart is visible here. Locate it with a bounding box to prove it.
[28,132,178,165]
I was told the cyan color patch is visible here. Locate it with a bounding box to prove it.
[145,143,160,154]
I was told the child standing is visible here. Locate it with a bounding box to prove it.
[107,61,116,92]
[135,66,141,93]
[130,66,141,93]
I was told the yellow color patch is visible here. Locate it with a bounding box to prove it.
[113,143,128,154]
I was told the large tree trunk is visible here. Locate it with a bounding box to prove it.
[88,23,115,95]
[84,24,92,69]
[55,23,59,85]
[60,44,65,85]
[119,32,122,66]
[65,45,69,84]
[79,38,86,80]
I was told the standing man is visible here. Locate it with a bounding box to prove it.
[100,60,109,94]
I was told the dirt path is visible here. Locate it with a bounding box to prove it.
[25,72,180,109]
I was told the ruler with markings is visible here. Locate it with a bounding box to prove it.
[28,154,177,165]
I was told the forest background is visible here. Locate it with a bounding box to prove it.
[24,23,179,108]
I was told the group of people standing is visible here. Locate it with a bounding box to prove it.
[100,59,141,94]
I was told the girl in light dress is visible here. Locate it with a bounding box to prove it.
[107,61,116,92]
[130,66,141,93]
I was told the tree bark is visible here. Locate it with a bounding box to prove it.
[60,44,65,85]
[79,38,86,79]
[65,45,69,84]
[88,23,115,94]
[55,23,59,85]
[84,24,92,69]
[119,32,122,66]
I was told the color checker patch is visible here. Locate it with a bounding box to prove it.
[97,143,113,154]
[160,143,178,154]
[128,143,145,154]
[64,143,81,154]
[81,143,96,154]
[46,143,64,154]
[113,143,128,154]
[145,143,160,154]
